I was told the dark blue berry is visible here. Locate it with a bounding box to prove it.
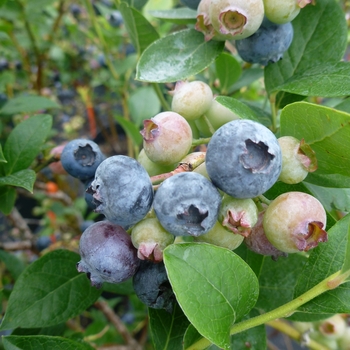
[108,10,123,27]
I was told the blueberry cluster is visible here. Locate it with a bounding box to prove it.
[61,80,326,311]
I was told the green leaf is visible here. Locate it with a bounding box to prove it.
[292,214,350,318]
[119,2,159,55]
[305,173,350,188]
[163,243,259,350]
[0,144,7,163]
[0,96,60,115]
[2,114,52,175]
[215,52,242,95]
[102,279,134,295]
[215,96,258,122]
[149,302,190,350]
[272,62,350,97]
[0,250,26,280]
[0,169,36,193]
[136,29,225,83]
[114,115,143,145]
[265,0,347,95]
[123,0,148,10]
[0,250,101,330]
[280,102,350,177]
[0,186,16,215]
[228,68,263,93]
[128,86,161,126]
[148,8,197,24]
[2,335,94,350]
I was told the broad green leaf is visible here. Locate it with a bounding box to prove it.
[0,96,60,115]
[11,323,66,337]
[0,186,16,215]
[119,2,159,56]
[215,53,242,95]
[2,335,94,350]
[114,115,143,145]
[0,250,26,280]
[0,169,36,193]
[265,0,347,95]
[215,96,258,121]
[149,302,190,350]
[229,68,263,93]
[2,114,52,175]
[0,144,7,163]
[0,250,101,330]
[291,214,350,319]
[163,243,259,350]
[102,279,135,295]
[280,102,350,177]
[148,8,197,24]
[128,86,161,126]
[272,62,350,97]
[123,0,148,10]
[305,173,350,188]
[136,29,224,83]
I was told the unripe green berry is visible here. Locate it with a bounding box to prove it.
[205,97,239,130]
[137,149,176,177]
[318,314,347,340]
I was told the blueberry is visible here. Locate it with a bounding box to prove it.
[206,119,282,199]
[235,17,294,66]
[61,139,105,181]
[133,260,175,313]
[153,172,222,237]
[70,4,82,18]
[0,58,9,72]
[180,0,201,10]
[36,235,53,251]
[77,221,140,288]
[88,155,154,229]
[84,178,97,210]
[108,10,123,27]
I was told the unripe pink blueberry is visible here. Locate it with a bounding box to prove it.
[140,111,193,165]
[205,97,239,130]
[278,136,310,184]
[194,220,244,250]
[171,81,213,121]
[131,217,175,262]
[48,143,68,175]
[219,194,258,237]
[209,0,264,40]
[263,192,328,254]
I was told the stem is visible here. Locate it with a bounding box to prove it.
[269,92,278,133]
[152,83,171,111]
[185,270,346,350]
[192,137,211,147]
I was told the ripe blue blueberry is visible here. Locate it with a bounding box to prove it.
[87,155,154,229]
[153,172,222,237]
[61,139,105,181]
[206,119,282,199]
[77,221,140,288]
[235,17,294,66]
[133,260,175,313]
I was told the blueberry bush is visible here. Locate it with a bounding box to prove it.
[0,0,350,349]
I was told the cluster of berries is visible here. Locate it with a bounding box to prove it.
[192,0,312,65]
[58,78,327,312]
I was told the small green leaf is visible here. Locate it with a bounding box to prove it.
[149,302,190,350]
[0,186,16,215]
[229,68,263,93]
[148,8,197,24]
[280,102,350,177]
[265,0,347,95]
[0,144,7,163]
[2,335,94,350]
[215,53,242,95]
[0,250,101,330]
[305,173,350,188]
[102,279,134,295]
[114,115,143,145]
[119,2,159,55]
[163,243,259,350]
[0,169,36,193]
[0,250,26,280]
[0,96,60,115]
[2,114,52,175]
[128,86,161,126]
[136,29,224,83]
[215,96,258,121]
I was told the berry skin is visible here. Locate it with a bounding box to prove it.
[209,0,264,40]
[235,17,294,66]
[171,81,213,121]
[263,192,328,253]
[140,112,193,166]
[133,260,175,313]
[48,144,68,175]
[87,155,154,229]
[278,136,310,184]
[318,314,347,340]
[131,218,175,262]
[206,119,282,199]
[77,221,140,288]
[153,172,222,237]
[61,139,105,181]
[180,0,201,10]
[108,10,123,27]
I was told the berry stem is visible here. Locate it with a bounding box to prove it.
[192,137,211,146]
[152,83,171,111]
[185,269,347,350]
